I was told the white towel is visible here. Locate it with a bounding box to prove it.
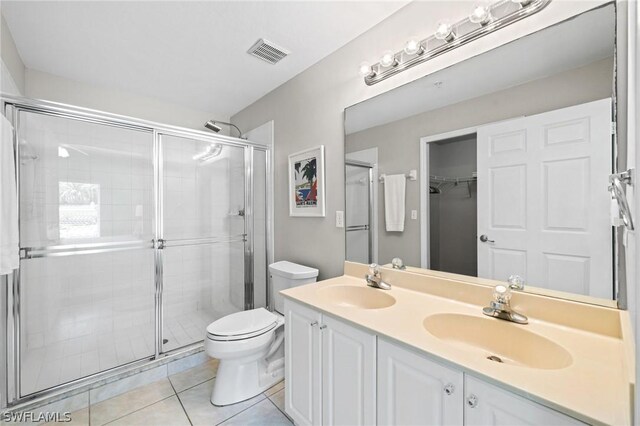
[0,114,18,275]
[384,174,406,232]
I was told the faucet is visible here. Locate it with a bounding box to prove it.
[365,263,391,290]
[482,284,528,324]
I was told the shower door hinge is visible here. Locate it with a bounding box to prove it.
[611,122,617,136]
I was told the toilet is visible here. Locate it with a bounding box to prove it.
[205,261,319,406]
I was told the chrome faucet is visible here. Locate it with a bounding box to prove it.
[482,284,528,324]
[365,263,391,290]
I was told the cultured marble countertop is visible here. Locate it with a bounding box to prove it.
[281,262,634,426]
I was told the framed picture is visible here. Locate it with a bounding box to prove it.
[288,145,326,217]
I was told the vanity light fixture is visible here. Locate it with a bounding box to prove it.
[359,62,375,77]
[380,50,398,67]
[469,3,492,25]
[360,0,551,85]
[404,38,424,56]
[434,21,455,42]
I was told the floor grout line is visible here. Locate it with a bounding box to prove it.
[266,390,293,424]
[213,393,268,426]
[172,372,218,395]
[169,377,193,426]
[100,394,175,426]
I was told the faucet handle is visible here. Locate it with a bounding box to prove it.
[493,285,512,304]
[391,257,406,270]
[508,275,525,291]
[369,263,380,275]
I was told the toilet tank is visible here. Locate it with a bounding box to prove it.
[269,261,319,314]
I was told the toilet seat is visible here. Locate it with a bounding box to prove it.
[206,308,279,342]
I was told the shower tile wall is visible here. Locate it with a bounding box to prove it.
[161,136,246,352]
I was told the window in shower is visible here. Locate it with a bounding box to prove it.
[58,182,100,239]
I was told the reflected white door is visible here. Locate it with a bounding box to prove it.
[477,99,612,298]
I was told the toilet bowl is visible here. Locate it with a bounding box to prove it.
[205,261,318,406]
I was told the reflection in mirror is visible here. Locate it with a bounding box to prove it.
[344,4,620,305]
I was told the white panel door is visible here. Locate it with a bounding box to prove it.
[477,99,612,298]
[321,315,376,426]
[377,338,463,426]
[285,299,322,426]
[464,376,584,425]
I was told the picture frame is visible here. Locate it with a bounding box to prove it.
[288,145,326,217]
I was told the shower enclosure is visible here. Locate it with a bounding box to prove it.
[1,96,271,405]
[345,161,373,264]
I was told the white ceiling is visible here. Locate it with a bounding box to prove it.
[345,4,615,135]
[2,1,409,117]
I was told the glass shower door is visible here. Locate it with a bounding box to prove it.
[17,111,156,396]
[345,163,372,264]
[159,134,246,352]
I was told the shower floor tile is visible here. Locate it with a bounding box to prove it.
[20,308,230,396]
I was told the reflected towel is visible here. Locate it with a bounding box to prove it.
[0,114,18,275]
[384,174,405,232]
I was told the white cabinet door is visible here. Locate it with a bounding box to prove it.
[477,99,612,298]
[321,314,377,426]
[378,338,463,426]
[464,376,584,425]
[285,299,322,426]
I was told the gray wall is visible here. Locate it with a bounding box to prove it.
[229,0,607,280]
[346,57,613,268]
[1,13,25,94]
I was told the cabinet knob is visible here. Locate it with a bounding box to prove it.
[310,321,318,327]
[319,325,327,330]
[466,394,478,408]
[444,383,455,395]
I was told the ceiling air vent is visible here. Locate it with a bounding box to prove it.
[247,39,289,65]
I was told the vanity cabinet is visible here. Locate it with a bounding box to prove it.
[285,299,585,426]
[285,299,322,426]
[285,299,376,426]
[378,338,463,425]
[464,376,585,425]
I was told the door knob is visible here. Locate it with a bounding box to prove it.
[479,234,495,243]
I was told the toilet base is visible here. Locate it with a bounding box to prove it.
[210,356,284,406]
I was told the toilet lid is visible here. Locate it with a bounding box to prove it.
[206,308,278,341]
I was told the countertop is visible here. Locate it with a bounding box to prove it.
[281,262,634,425]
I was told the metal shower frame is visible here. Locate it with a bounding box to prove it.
[0,94,273,407]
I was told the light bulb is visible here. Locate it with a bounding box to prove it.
[469,4,492,25]
[434,21,455,42]
[58,146,69,158]
[359,62,374,77]
[380,50,397,67]
[404,38,424,55]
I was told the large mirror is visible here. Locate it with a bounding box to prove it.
[344,3,623,306]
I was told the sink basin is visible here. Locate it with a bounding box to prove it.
[317,286,396,309]
[423,313,572,370]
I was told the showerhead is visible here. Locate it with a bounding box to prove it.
[203,120,245,139]
[204,120,223,133]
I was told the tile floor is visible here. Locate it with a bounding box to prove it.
[41,359,291,426]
